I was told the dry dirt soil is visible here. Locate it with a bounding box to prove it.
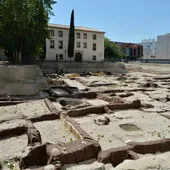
[1,63,170,170]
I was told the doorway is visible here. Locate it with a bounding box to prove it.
[75,52,82,62]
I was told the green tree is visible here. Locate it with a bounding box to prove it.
[0,0,56,64]
[68,10,75,61]
[104,37,122,61]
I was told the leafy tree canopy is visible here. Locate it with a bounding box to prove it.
[104,37,122,61]
[0,0,56,64]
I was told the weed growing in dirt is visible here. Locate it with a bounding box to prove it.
[0,162,2,170]
[7,162,15,170]
[13,156,19,162]
[3,160,8,166]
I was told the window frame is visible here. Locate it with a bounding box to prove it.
[93,34,97,40]
[77,32,81,39]
[93,43,96,51]
[76,42,81,48]
[50,40,55,49]
[83,33,87,39]
[58,30,63,37]
[58,40,63,49]
[92,55,96,61]
[49,30,55,37]
[83,42,87,48]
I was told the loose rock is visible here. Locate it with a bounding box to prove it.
[94,116,110,126]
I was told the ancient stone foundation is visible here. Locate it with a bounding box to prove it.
[1,93,170,169]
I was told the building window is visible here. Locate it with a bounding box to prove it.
[83,42,87,48]
[59,54,63,60]
[56,54,58,61]
[49,30,54,36]
[134,49,136,56]
[50,40,55,48]
[122,48,126,54]
[93,43,96,51]
[77,42,81,48]
[84,33,87,39]
[58,30,63,37]
[93,55,96,61]
[77,32,81,38]
[58,41,63,49]
[93,34,97,40]
[151,56,156,58]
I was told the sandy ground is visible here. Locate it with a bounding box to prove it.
[63,78,87,90]
[17,100,50,118]
[0,99,50,122]
[34,120,75,144]
[62,159,106,170]
[0,135,28,161]
[0,119,27,133]
[62,63,170,169]
[114,151,170,170]
[126,62,170,74]
[74,109,170,150]
[1,63,170,169]
[84,99,109,106]
[0,99,74,169]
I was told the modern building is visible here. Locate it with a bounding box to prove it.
[114,42,143,60]
[46,24,105,62]
[156,33,170,59]
[139,39,157,59]
[141,34,170,63]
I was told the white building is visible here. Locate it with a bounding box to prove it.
[156,33,170,59]
[46,24,105,62]
[139,39,157,59]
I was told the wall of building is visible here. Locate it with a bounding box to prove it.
[142,54,156,59]
[139,39,157,59]
[37,61,127,74]
[46,27,104,62]
[142,59,170,64]
[115,42,143,58]
[156,34,170,59]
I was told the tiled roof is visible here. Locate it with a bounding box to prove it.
[48,23,105,33]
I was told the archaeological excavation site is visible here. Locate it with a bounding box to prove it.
[1,63,170,170]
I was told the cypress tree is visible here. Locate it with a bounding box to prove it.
[68,10,75,61]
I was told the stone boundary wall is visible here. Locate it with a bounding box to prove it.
[0,65,49,95]
[60,114,94,140]
[37,61,127,74]
[65,100,141,117]
[142,59,170,64]
[98,139,170,166]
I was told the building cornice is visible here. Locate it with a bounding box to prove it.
[48,23,105,34]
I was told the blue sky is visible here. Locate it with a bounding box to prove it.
[50,0,170,43]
